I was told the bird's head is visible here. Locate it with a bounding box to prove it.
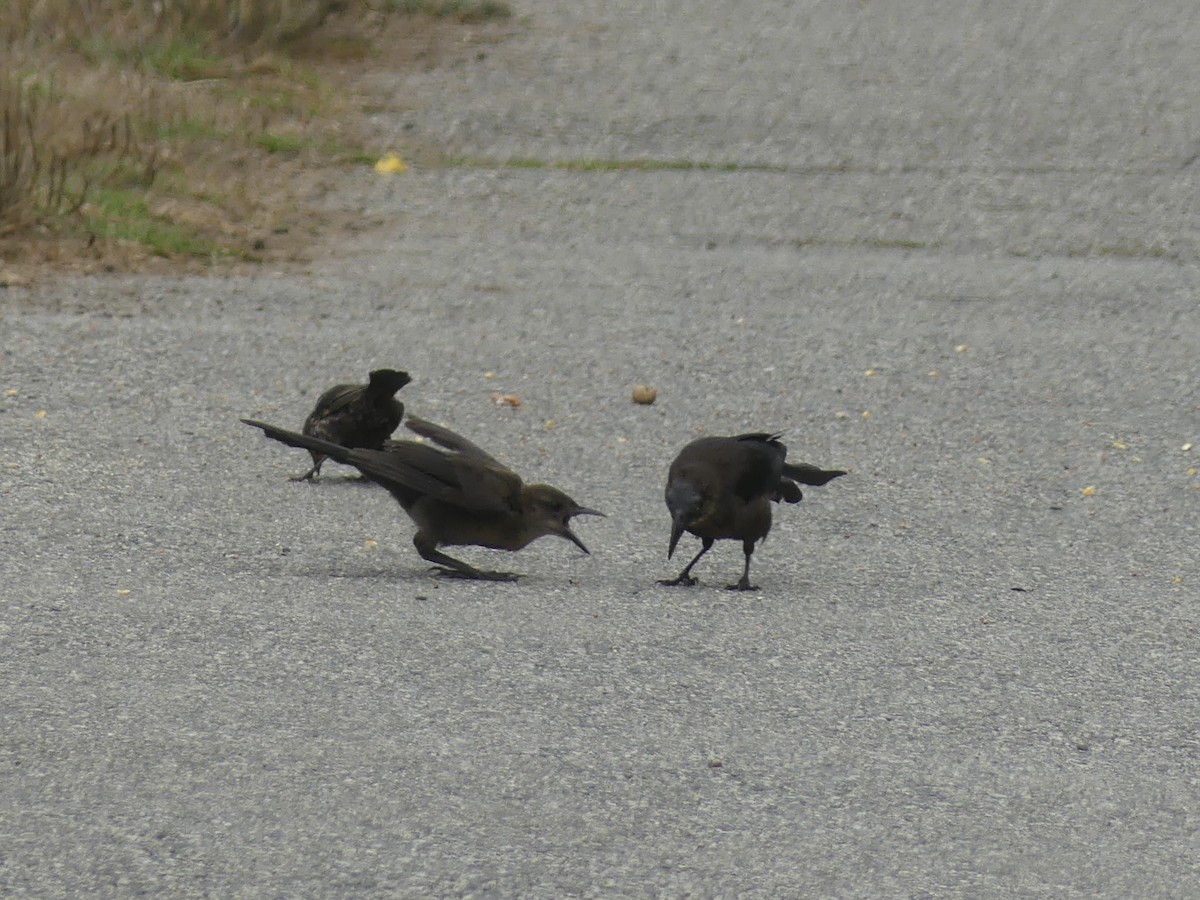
[665,477,705,558]
[524,485,604,553]
[368,369,414,394]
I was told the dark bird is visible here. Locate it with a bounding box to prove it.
[242,415,603,581]
[290,368,413,481]
[659,433,845,591]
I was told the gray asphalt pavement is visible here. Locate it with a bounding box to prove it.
[3,1,1199,895]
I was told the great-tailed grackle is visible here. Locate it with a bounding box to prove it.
[291,368,412,481]
[242,415,602,581]
[659,433,845,591]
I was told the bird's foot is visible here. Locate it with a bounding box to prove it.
[658,574,698,587]
[288,471,317,483]
[432,566,520,582]
[725,578,759,592]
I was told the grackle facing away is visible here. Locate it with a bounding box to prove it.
[291,368,412,481]
[242,415,603,581]
[659,433,845,591]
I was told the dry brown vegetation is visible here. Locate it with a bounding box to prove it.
[0,0,511,277]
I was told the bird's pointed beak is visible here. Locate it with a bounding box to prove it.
[668,517,685,559]
[561,506,603,555]
[563,527,591,555]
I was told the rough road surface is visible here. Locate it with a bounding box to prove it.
[4,1,1199,895]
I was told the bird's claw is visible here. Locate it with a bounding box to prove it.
[725,579,759,592]
[658,575,698,587]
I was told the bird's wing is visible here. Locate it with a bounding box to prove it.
[732,434,845,490]
[446,457,524,512]
[352,441,520,513]
[309,383,363,419]
[774,480,804,503]
[403,416,509,469]
[726,439,786,502]
[733,432,784,444]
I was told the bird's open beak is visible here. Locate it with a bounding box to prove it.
[564,528,590,555]
[563,506,603,555]
[667,517,685,559]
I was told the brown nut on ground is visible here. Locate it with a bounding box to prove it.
[632,385,657,405]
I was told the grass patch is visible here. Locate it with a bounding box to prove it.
[864,238,931,251]
[554,158,747,173]
[783,236,937,253]
[153,118,232,143]
[1,0,512,270]
[77,35,228,80]
[256,132,309,154]
[385,0,512,22]
[1089,243,1170,259]
[442,154,789,173]
[84,187,225,259]
[509,157,750,172]
[139,39,229,81]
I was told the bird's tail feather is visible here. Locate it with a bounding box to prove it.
[781,463,846,486]
[242,419,353,464]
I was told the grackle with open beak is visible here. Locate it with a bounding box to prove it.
[243,414,602,581]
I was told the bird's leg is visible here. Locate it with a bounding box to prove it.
[725,540,759,591]
[289,453,323,482]
[414,534,520,582]
[659,540,712,587]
